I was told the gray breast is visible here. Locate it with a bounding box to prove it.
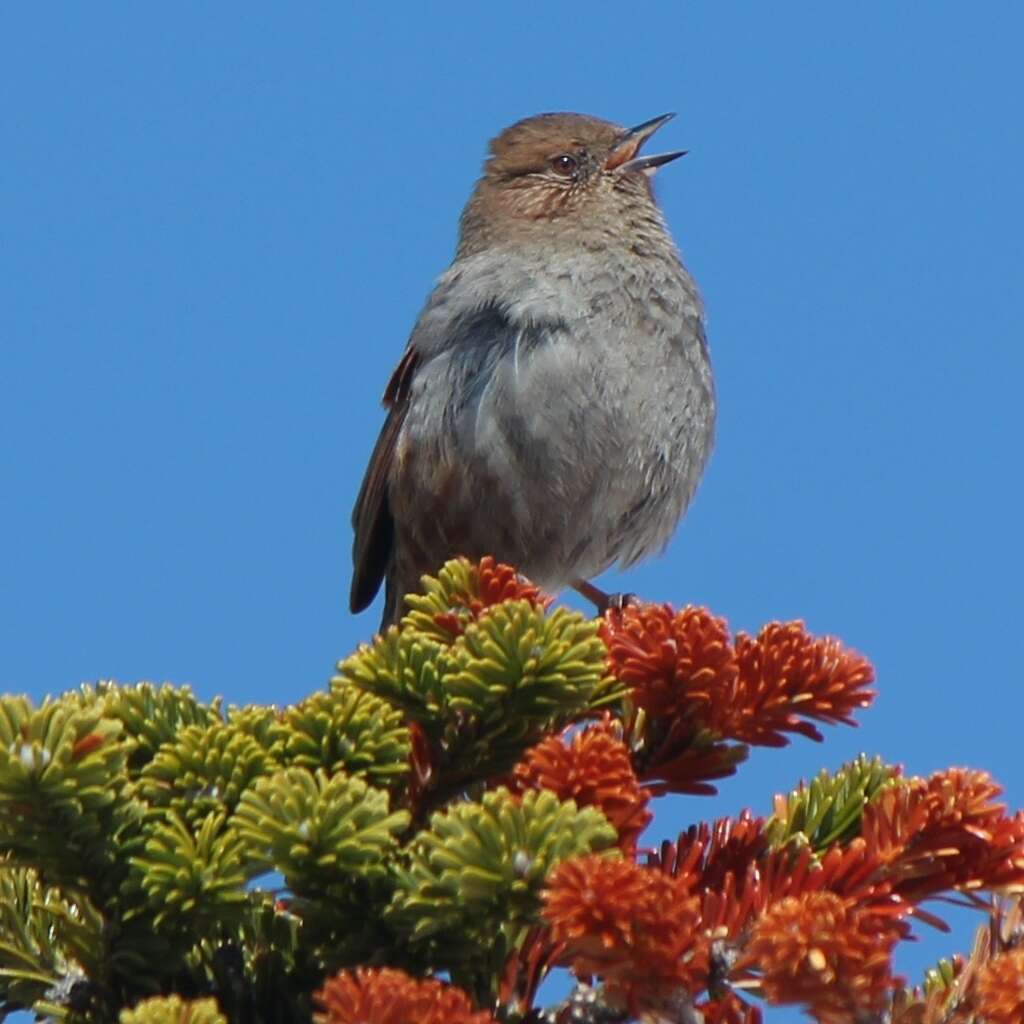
[394,246,715,587]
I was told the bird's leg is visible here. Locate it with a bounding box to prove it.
[571,579,637,616]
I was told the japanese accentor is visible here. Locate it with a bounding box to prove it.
[350,112,715,625]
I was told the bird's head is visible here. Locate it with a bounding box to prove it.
[457,112,686,254]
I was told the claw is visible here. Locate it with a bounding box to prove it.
[572,579,638,616]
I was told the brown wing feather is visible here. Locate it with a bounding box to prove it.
[349,347,420,613]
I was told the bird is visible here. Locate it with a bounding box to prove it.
[350,111,715,627]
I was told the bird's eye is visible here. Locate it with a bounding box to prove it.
[549,154,578,177]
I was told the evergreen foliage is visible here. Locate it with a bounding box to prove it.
[1,557,1021,1023]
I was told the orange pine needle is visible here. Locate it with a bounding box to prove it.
[313,967,494,1024]
[743,891,900,1023]
[511,720,651,852]
[543,854,708,1013]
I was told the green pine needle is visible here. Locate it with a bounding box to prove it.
[138,723,274,827]
[231,767,409,892]
[765,753,900,851]
[119,994,227,1023]
[128,811,249,930]
[391,787,618,943]
[274,687,410,788]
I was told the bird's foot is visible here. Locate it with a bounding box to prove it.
[572,579,638,616]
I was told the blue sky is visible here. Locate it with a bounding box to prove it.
[2,4,1022,1020]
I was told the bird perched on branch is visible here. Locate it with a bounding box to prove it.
[350,111,715,626]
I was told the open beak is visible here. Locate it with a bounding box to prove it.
[605,112,687,174]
